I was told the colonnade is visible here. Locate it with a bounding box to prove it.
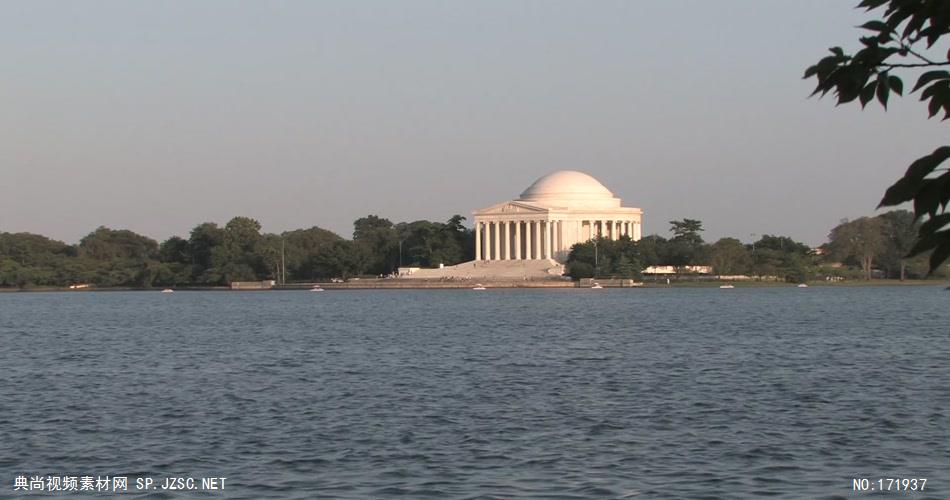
[475,219,557,261]
[475,219,641,261]
[583,219,641,242]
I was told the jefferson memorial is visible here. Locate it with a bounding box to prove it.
[473,170,643,264]
[402,170,642,279]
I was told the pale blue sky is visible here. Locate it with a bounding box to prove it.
[2,1,946,245]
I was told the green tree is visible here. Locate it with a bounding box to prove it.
[568,261,594,279]
[0,232,73,265]
[566,236,642,279]
[0,259,29,287]
[708,237,751,275]
[827,217,888,280]
[76,227,160,286]
[312,240,366,279]
[78,227,158,261]
[805,0,950,273]
[877,209,919,279]
[613,254,640,279]
[159,236,191,264]
[280,226,344,281]
[670,219,704,244]
[209,216,268,284]
[353,215,398,274]
[748,234,816,281]
[636,234,668,267]
[184,217,270,285]
[667,219,706,266]
[398,220,441,267]
[155,236,195,286]
[188,222,226,275]
[441,215,473,262]
[0,232,80,287]
[754,235,812,255]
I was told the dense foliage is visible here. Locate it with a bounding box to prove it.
[0,214,473,288]
[566,211,945,281]
[1,210,944,288]
[805,0,950,273]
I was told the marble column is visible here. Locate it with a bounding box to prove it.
[634,221,641,240]
[514,221,521,260]
[498,220,508,260]
[492,221,499,261]
[525,221,532,260]
[538,221,551,259]
[533,220,541,259]
[475,222,482,261]
[542,220,549,259]
[547,221,555,259]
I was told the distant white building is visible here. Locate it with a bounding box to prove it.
[644,265,713,275]
[472,170,643,264]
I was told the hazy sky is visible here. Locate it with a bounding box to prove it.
[3,1,947,246]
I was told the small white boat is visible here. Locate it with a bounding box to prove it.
[161,289,174,293]
[310,285,325,292]
[797,283,809,288]
[719,284,734,289]
[591,282,603,289]
[472,284,487,290]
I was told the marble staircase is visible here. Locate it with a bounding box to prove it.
[401,259,565,280]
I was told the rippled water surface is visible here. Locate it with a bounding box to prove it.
[1,286,949,499]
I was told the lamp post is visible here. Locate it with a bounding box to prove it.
[593,238,599,278]
[399,239,404,268]
[750,233,757,277]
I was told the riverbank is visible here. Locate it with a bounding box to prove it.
[2,278,948,292]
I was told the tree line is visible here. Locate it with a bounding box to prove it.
[1,209,945,288]
[0,215,472,288]
[565,210,946,282]
[804,0,950,276]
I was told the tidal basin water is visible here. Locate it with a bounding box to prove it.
[1,286,949,499]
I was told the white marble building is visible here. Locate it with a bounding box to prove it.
[473,170,643,264]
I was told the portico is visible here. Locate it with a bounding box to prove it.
[473,171,643,264]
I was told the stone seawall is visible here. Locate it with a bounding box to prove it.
[279,279,578,290]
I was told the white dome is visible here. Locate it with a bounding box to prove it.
[518,170,621,208]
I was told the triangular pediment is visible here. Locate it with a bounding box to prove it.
[473,200,551,216]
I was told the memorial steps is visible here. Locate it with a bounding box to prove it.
[401,259,565,281]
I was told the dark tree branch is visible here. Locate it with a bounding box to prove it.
[905,46,936,64]
[882,61,950,68]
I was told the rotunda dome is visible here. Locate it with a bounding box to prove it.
[518,170,621,208]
